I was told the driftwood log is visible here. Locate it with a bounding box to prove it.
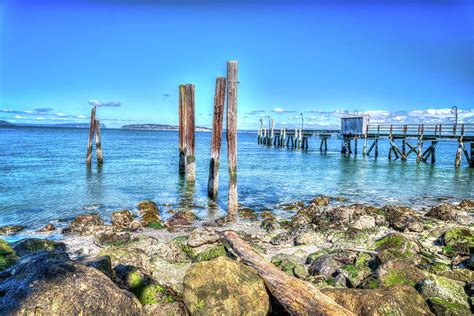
[223,231,355,316]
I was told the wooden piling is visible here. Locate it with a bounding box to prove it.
[94,120,103,164]
[207,77,226,198]
[226,60,238,214]
[470,143,474,167]
[86,106,96,165]
[455,139,463,167]
[185,84,196,182]
[179,85,187,174]
[431,141,437,164]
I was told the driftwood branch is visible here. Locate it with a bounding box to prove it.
[223,231,355,316]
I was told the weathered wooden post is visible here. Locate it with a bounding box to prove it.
[470,143,474,167]
[94,120,103,164]
[417,125,424,163]
[185,84,196,182]
[226,61,238,214]
[270,118,274,146]
[179,85,187,174]
[208,77,226,198]
[86,106,96,165]
[455,138,463,168]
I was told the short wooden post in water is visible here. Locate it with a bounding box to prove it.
[226,60,239,214]
[86,106,96,165]
[185,84,196,182]
[207,77,226,198]
[179,85,187,174]
[470,143,474,167]
[94,119,103,164]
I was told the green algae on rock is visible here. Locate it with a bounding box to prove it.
[183,257,269,315]
[0,225,25,236]
[0,239,17,271]
[442,227,474,257]
[418,273,471,314]
[137,200,160,224]
[12,238,66,257]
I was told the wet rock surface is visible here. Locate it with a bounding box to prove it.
[1,198,473,315]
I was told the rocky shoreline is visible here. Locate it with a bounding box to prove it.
[0,197,473,315]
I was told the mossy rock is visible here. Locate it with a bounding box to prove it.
[12,238,66,257]
[435,268,474,282]
[119,268,174,306]
[442,227,474,257]
[146,221,165,230]
[0,239,17,271]
[96,232,134,247]
[238,208,258,221]
[418,273,470,313]
[373,233,420,263]
[183,257,269,315]
[137,200,160,224]
[339,264,372,288]
[271,253,299,276]
[194,245,226,262]
[428,297,472,315]
[305,249,334,264]
[0,225,25,236]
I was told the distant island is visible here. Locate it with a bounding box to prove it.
[0,120,14,126]
[121,124,211,131]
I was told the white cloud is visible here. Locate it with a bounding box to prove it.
[272,107,285,114]
[88,100,121,107]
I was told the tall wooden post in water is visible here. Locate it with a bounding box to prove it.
[226,61,238,214]
[208,77,226,198]
[185,84,196,182]
[179,85,187,174]
[86,106,96,165]
[94,120,103,164]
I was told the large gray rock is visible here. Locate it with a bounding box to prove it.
[382,206,423,232]
[425,204,459,222]
[183,257,269,315]
[65,213,105,235]
[0,251,142,315]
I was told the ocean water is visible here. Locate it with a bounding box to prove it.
[0,126,473,235]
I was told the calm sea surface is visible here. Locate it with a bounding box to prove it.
[1,126,473,236]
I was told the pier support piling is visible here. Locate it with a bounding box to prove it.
[185,84,196,182]
[94,120,103,164]
[86,106,96,165]
[179,85,187,174]
[226,61,239,215]
[207,77,226,198]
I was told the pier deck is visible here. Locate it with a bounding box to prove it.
[257,123,474,167]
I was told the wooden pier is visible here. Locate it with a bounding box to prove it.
[257,117,474,167]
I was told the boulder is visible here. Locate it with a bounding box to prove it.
[425,204,459,222]
[114,264,175,306]
[83,255,114,279]
[310,195,330,206]
[37,223,55,232]
[238,208,258,220]
[167,210,197,226]
[351,215,376,230]
[374,233,421,263]
[418,273,471,314]
[375,260,425,288]
[271,253,306,278]
[137,200,160,224]
[0,225,25,236]
[435,268,474,283]
[111,209,135,229]
[322,285,432,315]
[12,238,66,257]
[0,251,142,315]
[95,232,134,247]
[187,227,220,248]
[458,199,474,210]
[442,227,473,257]
[66,213,104,235]
[182,257,269,315]
[0,239,17,271]
[309,255,342,277]
[382,206,423,232]
[260,219,280,232]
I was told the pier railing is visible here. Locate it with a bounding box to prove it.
[366,123,474,139]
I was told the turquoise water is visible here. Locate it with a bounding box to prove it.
[0,126,473,233]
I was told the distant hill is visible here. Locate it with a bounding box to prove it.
[122,124,211,131]
[17,123,107,129]
[0,120,14,126]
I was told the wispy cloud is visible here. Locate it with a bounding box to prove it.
[88,100,121,107]
[272,107,296,114]
[246,110,266,115]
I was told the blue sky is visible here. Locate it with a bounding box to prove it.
[0,0,473,129]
